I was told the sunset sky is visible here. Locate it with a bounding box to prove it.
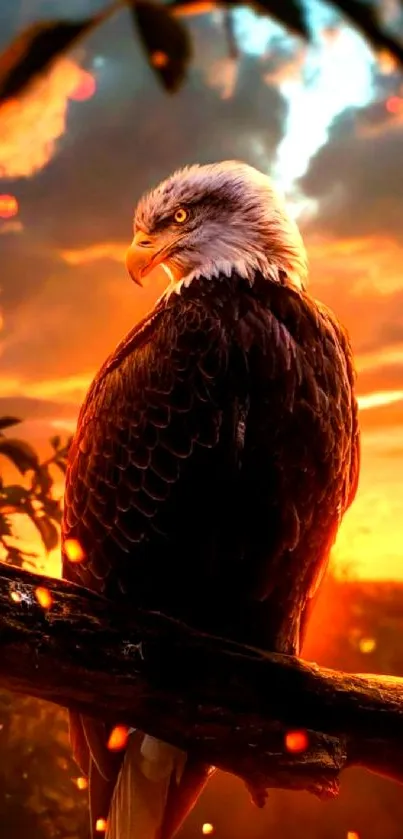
[1,0,403,581]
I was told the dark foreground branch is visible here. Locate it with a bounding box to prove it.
[1,562,403,803]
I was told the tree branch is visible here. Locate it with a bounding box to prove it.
[1,561,403,804]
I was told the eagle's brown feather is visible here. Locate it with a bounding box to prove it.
[63,270,359,837]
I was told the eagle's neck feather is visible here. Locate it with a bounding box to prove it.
[159,254,303,303]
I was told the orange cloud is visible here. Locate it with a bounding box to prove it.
[205,57,239,100]
[60,242,127,266]
[357,390,403,410]
[0,220,23,235]
[0,373,92,403]
[309,234,403,295]
[263,46,307,87]
[0,60,95,179]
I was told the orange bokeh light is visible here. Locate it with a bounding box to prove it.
[285,729,309,753]
[347,832,360,839]
[35,586,53,610]
[202,824,214,835]
[151,51,169,68]
[386,95,403,114]
[107,725,130,752]
[95,818,108,832]
[10,590,22,603]
[0,194,18,219]
[74,776,88,790]
[70,71,97,102]
[358,636,376,654]
[64,538,85,563]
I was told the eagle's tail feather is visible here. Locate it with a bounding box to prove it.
[89,756,117,837]
[105,732,212,839]
[161,757,215,839]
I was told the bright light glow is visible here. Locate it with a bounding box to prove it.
[274,27,374,191]
[358,637,376,654]
[151,51,169,69]
[70,70,97,101]
[234,4,374,194]
[357,390,403,411]
[35,586,53,610]
[107,725,130,751]
[285,730,309,753]
[202,825,214,836]
[75,776,88,790]
[0,194,18,219]
[64,539,85,564]
[0,59,91,179]
[95,819,108,832]
[386,95,403,114]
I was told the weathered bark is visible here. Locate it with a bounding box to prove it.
[1,561,403,803]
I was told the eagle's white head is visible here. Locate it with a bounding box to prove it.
[126,160,308,298]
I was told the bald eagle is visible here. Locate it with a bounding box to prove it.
[62,161,360,839]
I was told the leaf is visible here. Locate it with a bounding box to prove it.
[131,1,192,92]
[0,514,12,537]
[54,458,67,475]
[50,435,61,451]
[31,465,54,497]
[3,544,26,568]
[29,513,60,552]
[0,484,29,509]
[41,496,63,523]
[0,438,39,474]
[332,0,403,65]
[0,416,22,431]
[0,17,96,104]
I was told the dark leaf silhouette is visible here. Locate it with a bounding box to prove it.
[0,18,96,104]
[0,421,70,566]
[0,516,12,537]
[32,465,54,497]
[0,416,22,432]
[131,0,192,92]
[0,0,402,104]
[41,496,63,523]
[0,484,29,511]
[2,544,30,568]
[54,458,67,475]
[222,8,240,60]
[0,439,39,474]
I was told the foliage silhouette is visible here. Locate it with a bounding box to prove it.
[0,0,402,103]
[0,417,71,570]
[0,422,84,838]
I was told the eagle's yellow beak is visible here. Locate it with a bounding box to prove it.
[125,230,162,287]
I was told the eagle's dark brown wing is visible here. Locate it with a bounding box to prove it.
[62,273,359,832]
[62,299,234,604]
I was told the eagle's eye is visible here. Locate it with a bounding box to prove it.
[173,207,189,224]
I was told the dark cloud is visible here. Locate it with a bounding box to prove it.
[299,103,403,241]
[1,11,286,247]
[0,7,287,386]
